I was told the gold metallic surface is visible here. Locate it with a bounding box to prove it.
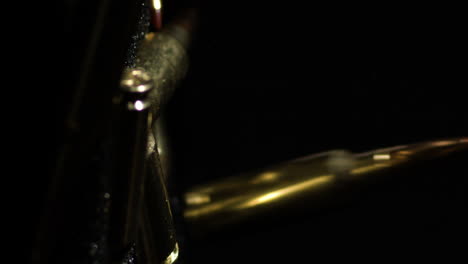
[135,31,188,120]
[183,138,468,235]
[139,148,178,264]
[129,24,190,262]
[154,115,172,181]
[162,243,179,264]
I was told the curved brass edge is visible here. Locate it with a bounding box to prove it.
[162,243,179,264]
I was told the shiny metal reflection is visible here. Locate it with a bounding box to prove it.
[162,243,179,264]
[373,153,391,160]
[130,17,194,262]
[153,0,162,10]
[183,138,468,236]
[153,115,171,180]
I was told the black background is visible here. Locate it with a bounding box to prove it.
[167,1,467,187]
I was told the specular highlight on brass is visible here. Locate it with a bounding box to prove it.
[183,138,468,236]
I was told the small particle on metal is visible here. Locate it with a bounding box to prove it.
[122,243,137,264]
[104,193,110,199]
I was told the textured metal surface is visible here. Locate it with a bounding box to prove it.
[107,68,156,263]
[109,15,193,263]
[125,0,151,69]
[139,147,178,264]
[134,30,189,121]
[117,20,194,264]
[183,138,468,236]
[121,243,137,264]
[128,23,191,264]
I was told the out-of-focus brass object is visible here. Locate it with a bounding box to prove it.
[183,138,468,236]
